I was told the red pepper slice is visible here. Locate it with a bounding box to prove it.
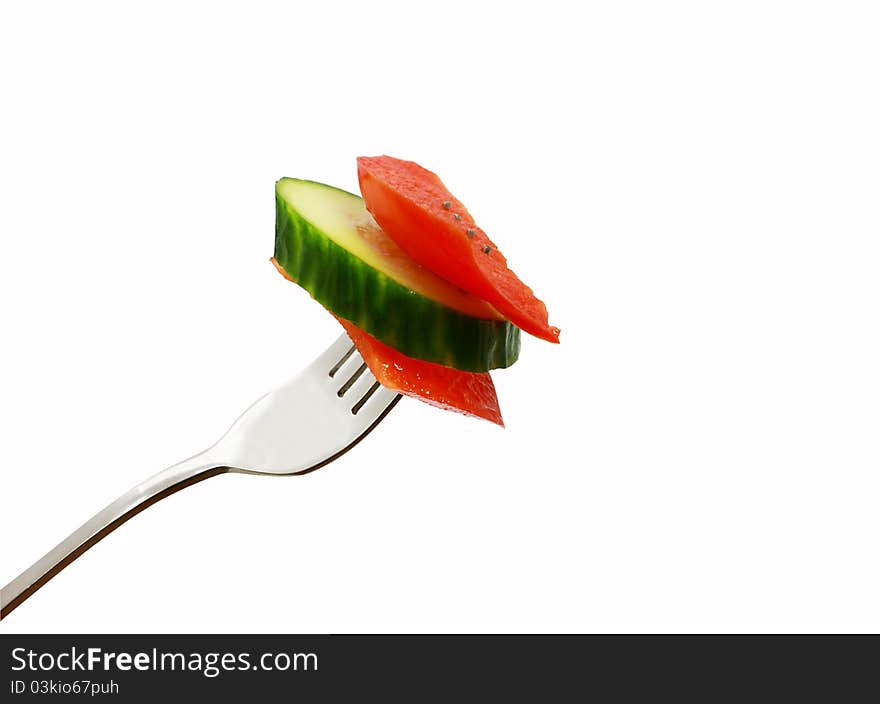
[335,316,504,427]
[271,257,503,425]
[357,155,560,343]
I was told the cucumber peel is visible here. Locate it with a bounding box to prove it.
[274,178,520,372]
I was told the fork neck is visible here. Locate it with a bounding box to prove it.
[1,454,227,620]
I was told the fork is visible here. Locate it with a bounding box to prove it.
[0,334,400,620]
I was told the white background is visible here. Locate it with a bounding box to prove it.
[1,1,878,634]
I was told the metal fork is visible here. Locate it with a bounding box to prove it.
[0,335,400,619]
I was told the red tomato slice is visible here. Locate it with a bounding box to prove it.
[335,316,504,427]
[357,155,560,343]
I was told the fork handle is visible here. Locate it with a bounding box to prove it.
[0,454,227,620]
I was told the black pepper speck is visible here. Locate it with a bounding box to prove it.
[442,201,451,209]
[483,245,492,254]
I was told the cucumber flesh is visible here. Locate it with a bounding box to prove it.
[274,178,520,371]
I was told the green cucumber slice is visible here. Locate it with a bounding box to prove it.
[274,178,520,371]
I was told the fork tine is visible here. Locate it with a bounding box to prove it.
[336,362,368,396]
[328,345,356,378]
[309,334,357,375]
[351,380,382,414]
[343,363,377,401]
[356,384,400,418]
[332,347,365,384]
[322,339,399,414]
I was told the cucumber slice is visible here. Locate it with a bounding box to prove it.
[274,178,520,371]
